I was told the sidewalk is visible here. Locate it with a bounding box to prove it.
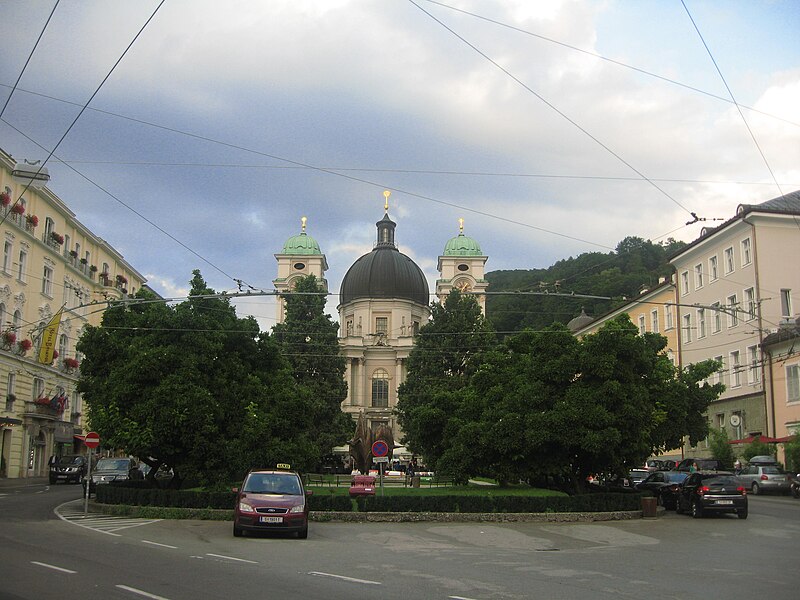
[0,476,49,489]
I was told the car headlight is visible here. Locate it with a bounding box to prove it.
[238,502,255,513]
[289,503,305,514]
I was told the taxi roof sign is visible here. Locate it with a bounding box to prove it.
[276,463,291,470]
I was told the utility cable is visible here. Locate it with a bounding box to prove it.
[407,0,695,217]
[0,0,165,228]
[0,0,60,119]
[680,0,783,198]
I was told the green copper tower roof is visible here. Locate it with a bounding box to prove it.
[443,219,482,256]
[281,217,322,255]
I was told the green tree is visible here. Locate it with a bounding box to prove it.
[708,427,737,470]
[433,315,723,492]
[77,271,317,487]
[742,437,776,462]
[783,438,800,473]
[272,275,352,464]
[396,290,496,477]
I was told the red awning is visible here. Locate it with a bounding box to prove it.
[772,434,798,443]
[729,435,784,444]
[73,434,86,442]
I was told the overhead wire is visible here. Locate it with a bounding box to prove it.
[680,0,783,198]
[0,0,60,119]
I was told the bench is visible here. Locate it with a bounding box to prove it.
[349,475,377,496]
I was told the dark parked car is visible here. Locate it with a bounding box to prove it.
[49,454,87,484]
[645,459,676,471]
[83,457,143,495]
[233,465,312,539]
[676,471,748,519]
[635,471,688,509]
[675,458,723,472]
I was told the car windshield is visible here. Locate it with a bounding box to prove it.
[96,459,130,471]
[243,473,301,495]
[56,456,82,466]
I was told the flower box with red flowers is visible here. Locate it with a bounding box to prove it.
[26,214,39,227]
[0,191,11,206]
[50,232,64,245]
[63,357,80,370]
[2,331,16,346]
[10,203,24,215]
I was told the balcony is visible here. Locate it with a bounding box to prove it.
[23,399,63,421]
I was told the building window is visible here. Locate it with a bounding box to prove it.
[651,310,659,333]
[664,304,674,330]
[682,313,692,343]
[744,287,756,321]
[412,321,420,336]
[32,377,45,400]
[741,238,752,266]
[711,302,722,334]
[5,371,15,411]
[2,240,11,274]
[375,317,388,335]
[17,249,27,283]
[0,303,5,331]
[58,334,68,359]
[697,308,706,338]
[42,265,53,296]
[730,351,741,388]
[780,289,793,319]
[727,294,739,328]
[12,309,21,332]
[694,264,704,289]
[724,247,735,274]
[44,217,55,239]
[638,315,646,335]
[709,255,718,282]
[713,355,724,385]
[787,364,800,403]
[345,319,353,337]
[747,345,760,384]
[371,369,389,408]
[680,271,690,295]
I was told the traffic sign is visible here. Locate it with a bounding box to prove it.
[373,456,389,463]
[84,432,100,449]
[371,440,389,457]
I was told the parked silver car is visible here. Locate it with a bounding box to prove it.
[737,463,791,495]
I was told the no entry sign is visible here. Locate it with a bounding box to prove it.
[84,431,100,449]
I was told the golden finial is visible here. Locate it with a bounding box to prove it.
[301,216,307,233]
[458,217,464,234]
[383,190,391,212]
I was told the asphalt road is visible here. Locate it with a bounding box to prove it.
[1,480,798,600]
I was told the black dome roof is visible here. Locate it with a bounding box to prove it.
[339,213,429,306]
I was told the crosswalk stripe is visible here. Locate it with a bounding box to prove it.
[56,500,161,534]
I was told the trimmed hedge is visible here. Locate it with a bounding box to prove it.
[95,482,641,513]
[355,492,641,513]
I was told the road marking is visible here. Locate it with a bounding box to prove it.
[55,500,161,534]
[308,571,382,585]
[206,553,258,564]
[449,597,479,600]
[142,540,178,549]
[31,561,77,574]
[115,584,172,599]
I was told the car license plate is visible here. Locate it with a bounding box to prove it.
[716,500,733,505]
[260,516,283,523]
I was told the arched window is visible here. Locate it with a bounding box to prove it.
[58,334,68,359]
[371,369,389,408]
[12,310,21,331]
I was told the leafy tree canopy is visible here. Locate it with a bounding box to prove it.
[77,271,335,487]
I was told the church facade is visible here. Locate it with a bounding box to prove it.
[273,196,487,438]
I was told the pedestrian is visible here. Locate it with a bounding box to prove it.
[689,462,698,473]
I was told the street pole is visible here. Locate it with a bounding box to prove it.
[83,447,92,516]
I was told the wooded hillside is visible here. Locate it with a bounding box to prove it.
[485,236,686,335]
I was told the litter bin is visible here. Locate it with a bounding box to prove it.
[411,476,420,488]
[641,496,657,518]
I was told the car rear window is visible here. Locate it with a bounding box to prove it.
[700,475,738,486]
[666,473,687,483]
[761,466,783,474]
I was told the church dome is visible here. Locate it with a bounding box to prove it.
[340,213,429,306]
[281,218,322,255]
[443,232,482,256]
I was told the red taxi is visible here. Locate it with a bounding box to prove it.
[233,464,312,539]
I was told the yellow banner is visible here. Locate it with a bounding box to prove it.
[38,307,64,364]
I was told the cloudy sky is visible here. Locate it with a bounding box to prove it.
[1,0,798,329]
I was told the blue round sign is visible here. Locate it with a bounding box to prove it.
[371,440,389,457]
